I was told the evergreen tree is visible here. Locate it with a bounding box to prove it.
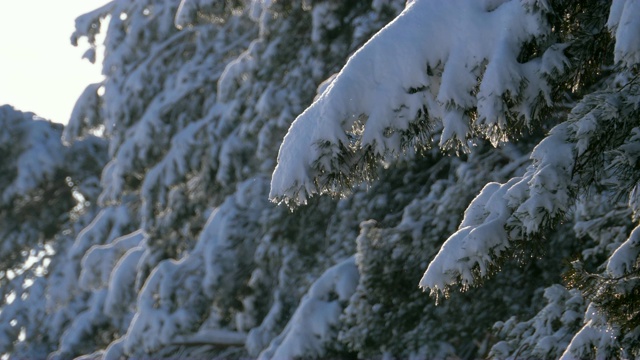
[3,0,640,359]
[272,0,640,358]
[48,1,410,358]
[0,105,106,358]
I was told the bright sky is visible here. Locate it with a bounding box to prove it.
[0,0,110,125]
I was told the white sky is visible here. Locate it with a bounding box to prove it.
[0,0,110,125]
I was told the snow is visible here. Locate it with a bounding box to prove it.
[104,246,144,321]
[140,117,209,224]
[63,83,104,144]
[419,180,514,292]
[70,1,113,49]
[257,257,359,360]
[270,0,567,204]
[490,285,586,360]
[606,225,640,277]
[608,0,640,67]
[421,120,576,294]
[514,123,575,233]
[123,256,204,355]
[0,106,67,204]
[559,304,618,360]
[6,1,640,359]
[68,205,135,260]
[51,290,109,360]
[79,230,145,291]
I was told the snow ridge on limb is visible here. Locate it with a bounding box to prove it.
[420,122,575,295]
[270,0,568,206]
[421,80,640,296]
[257,257,359,360]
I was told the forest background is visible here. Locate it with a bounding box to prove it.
[1,0,640,359]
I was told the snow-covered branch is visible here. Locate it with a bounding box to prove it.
[270,0,568,205]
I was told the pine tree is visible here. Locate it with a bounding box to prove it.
[49,1,409,359]
[4,0,640,359]
[0,105,106,358]
[272,0,640,358]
